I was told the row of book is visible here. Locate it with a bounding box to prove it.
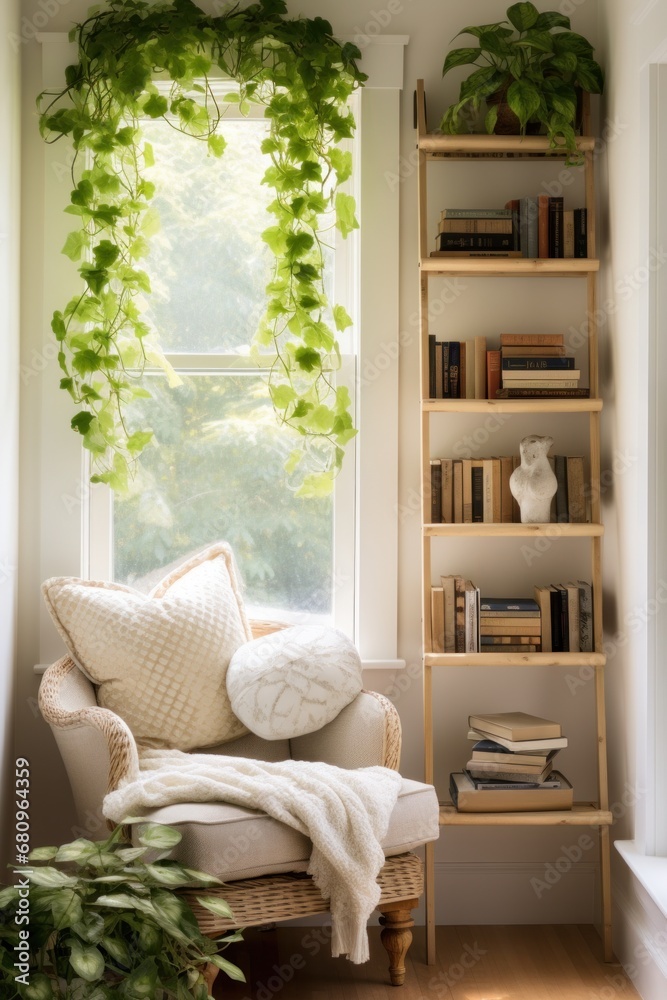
[433,201,588,259]
[430,588,594,654]
[430,454,588,525]
[428,333,589,400]
[450,711,574,812]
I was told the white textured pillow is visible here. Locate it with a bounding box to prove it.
[42,543,253,751]
[226,624,363,740]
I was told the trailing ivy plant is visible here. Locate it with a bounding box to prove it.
[39,0,365,496]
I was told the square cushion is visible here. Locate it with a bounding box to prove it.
[132,778,440,881]
[42,543,253,751]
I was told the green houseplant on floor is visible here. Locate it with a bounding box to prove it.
[439,1,604,159]
[0,823,243,999]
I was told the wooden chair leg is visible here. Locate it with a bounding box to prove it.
[378,898,417,986]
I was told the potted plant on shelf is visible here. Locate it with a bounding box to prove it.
[439,1,604,160]
[0,823,244,999]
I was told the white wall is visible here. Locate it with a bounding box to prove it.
[17,0,627,931]
[1,0,21,867]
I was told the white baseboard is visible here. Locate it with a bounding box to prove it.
[612,876,667,1000]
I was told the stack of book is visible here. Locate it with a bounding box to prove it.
[480,597,541,653]
[450,711,573,813]
[430,454,588,524]
[534,581,593,653]
[430,576,479,654]
[496,333,587,399]
[432,208,520,258]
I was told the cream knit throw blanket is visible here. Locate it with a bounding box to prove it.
[103,750,403,963]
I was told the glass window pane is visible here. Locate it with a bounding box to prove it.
[113,374,333,620]
[141,119,275,354]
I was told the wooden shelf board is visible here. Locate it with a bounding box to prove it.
[424,523,603,538]
[421,257,599,277]
[418,133,596,156]
[439,802,613,826]
[423,398,603,414]
[425,652,606,667]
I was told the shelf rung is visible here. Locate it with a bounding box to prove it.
[418,133,597,155]
[423,398,603,414]
[424,522,603,538]
[439,802,613,826]
[421,257,599,277]
[425,652,606,667]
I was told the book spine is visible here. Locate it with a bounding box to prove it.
[428,334,436,398]
[442,575,457,653]
[559,586,570,652]
[471,464,484,523]
[501,378,580,389]
[578,581,593,653]
[496,388,590,398]
[480,599,539,611]
[459,342,467,399]
[430,250,524,258]
[550,587,563,651]
[442,342,450,398]
[502,358,576,370]
[486,349,501,399]
[564,209,575,258]
[500,334,565,346]
[567,584,580,652]
[462,459,473,523]
[441,208,513,219]
[527,197,539,258]
[430,460,442,524]
[555,455,569,523]
[449,341,461,399]
[474,336,487,398]
[464,341,475,400]
[519,197,529,257]
[538,194,549,258]
[574,207,588,258]
[482,460,493,523]
[501,345,567,357]
[549,196,564,258]
[465,586,477,652]
[505,198,520,250]
[454,577,466,653]
[453,460,463,523]
[492,459,501,523]
[430,587,445,654]
[437,233,515,250]
[567,456,586,522]
[501,456,513,523]
[439,219,513,233]
[441,458,454,523]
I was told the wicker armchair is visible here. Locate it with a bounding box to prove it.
[38,623,439,988]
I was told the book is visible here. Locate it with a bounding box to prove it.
[441,458,453,523]
[441,575,457,653]
[463,770,563,791]
[459,342,467,399]
[501,345,567,357]
[480,625,541,636]
[430,459,441,524]
[479,644,538,652]
[474,336,487,398]
[563,581,581,652]
[567,456,586,522]
[500,334,564,347]
[534,585,554,653]
[428,334,436,398]
[467,729,569,752]
[431,586,444,653]
[468,711,562,741]
[548,196,564,257]
[480,610,540,618]
[450,770,573,812]
[453,460,463,522]
[434,339,443,398]
[466,760,554,782]
[550,585,564,651]
[501,368,580,379]
[464,342,475,400]
[501,379,580,390]
[505,198,520,250]
[465,580,480,652]
[555,455,568,523]
[574,207,588,258]
[471,463,484,522]
[471,741,558,767]
[481,635,536,642]
[564,209,575,258]
[437,233,515,251]
[577,580,593,653]
[520,196,538,258]
[495,387,591,398]
[440,208,513,219]
[538,194,549,258]
[502,357,576,370]
[512,455,521,521]
[486,349,501,399]
[441,342,450,397]
[439,218,513,234]
[454,576,466,652]
[449,341,461,398]
[430,250,524,258]
[480,598,540,611]
[500,456,513,523]
[480,616,541,627]
[556,585,570,652]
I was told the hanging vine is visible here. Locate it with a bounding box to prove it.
[38,0,365,496]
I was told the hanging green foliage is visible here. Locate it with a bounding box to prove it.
[38,0,365,496]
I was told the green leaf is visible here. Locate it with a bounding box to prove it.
[143,862,194,886]
[515,30,554,54]
[335,192,359,237]
[101,935,132,967]
[506,78,542,128]
[22,973,54,1000]
[62,229,90,261]
[0,885,19,907]
[137,824,182,850]
[71,411,94,435]
[285,231,314,261]
[575,58,604,94]
[485,103,499,133]
[143,94,169,119]
[72,349,103,374]
[28,844,59,861]
[68,939,105,982]
[332,304,353,332]
[196,896,234,919]
[506,2,540,31]
[50,311,67,341]
[123,957,159,997]
[24,867,78,888]
[143,141,155,167]
[294,347,321,372]
[270,384,297,409]
[71,179,94,207]
[207,133,227,157]
[209,954,246,981]
[126,430,153,454]
[533,11,570,30]
[553,31,594,56]
[55,838,96,862]
[442,47,481,76]
[51,887,84,929]
[329,147,353,182]
[295,471,335,498]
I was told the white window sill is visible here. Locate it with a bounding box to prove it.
[616,839,667,918]
[34,658,406,675]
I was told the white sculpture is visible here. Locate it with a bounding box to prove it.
[510,435,557,523]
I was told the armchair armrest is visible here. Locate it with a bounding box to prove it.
[290,691,401,771]
[39,657,140,826]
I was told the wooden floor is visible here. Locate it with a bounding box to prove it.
[216,925,642,1000]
